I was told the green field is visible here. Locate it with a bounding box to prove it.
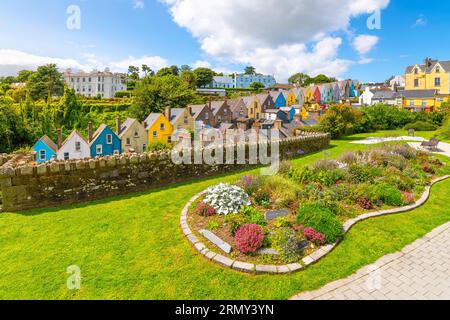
[1,130,449,300]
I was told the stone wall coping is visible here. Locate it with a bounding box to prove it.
[180,175,450,275]
[0,134,330,177]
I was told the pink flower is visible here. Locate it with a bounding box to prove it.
[235,224,265,254]
[303,227,326,246]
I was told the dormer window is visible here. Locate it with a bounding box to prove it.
[436,66,440,73]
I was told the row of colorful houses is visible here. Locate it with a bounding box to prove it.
[33,79,359,163]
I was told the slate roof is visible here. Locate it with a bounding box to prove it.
[38,135,58,152]
[269,91,281,101]
[119,118,138,138]
[242,96,255,108]
[144,113,163,129]
[406,60,450,74]
[227,99,246,112]
[210,101,226,116]
[396,90,437,98]
[189,104,208,120]
[372,91,397,100]
[255,93,270,104]
[168,108,186,124]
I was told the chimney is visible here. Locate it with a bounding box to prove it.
[188,106,192,116]
[57,128,62,149]
[116,115,121,135]
[208,97,212,110]
[165,107,171,121]
[88,121,93,143]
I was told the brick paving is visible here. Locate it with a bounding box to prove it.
[291,222,450,300]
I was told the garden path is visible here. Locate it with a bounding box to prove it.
[291,222,450,300]
[351,136,425,145]
[408,141,450,158]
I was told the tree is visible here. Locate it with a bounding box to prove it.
[156,65,180,77]
[55,86,81,130]
[249,82,265,91]
[17,70,34,83]
[319,104,363,138]
[128,66,140,81]
[0,96,32,152]
[131,74,197,120]
[141,64,154,77]
[385,75,395,85]
[180,65,192,72]
[244,66,256,75]
[288,73,310,86]
[27,64,64,102]
[180,70,197,90]
[310,74,333,85]
[193,67,215,88]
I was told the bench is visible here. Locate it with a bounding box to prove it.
[421,138,440,151]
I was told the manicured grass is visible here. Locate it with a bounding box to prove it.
[0,130,449,300]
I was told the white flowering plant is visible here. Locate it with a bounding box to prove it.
[204,183,251,215]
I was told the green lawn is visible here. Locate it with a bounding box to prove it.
[1,129,449,300]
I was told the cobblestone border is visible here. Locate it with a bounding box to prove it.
[180,175,450,275]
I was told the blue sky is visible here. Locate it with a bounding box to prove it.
[0,0,449,83]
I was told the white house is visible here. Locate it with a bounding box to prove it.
[359,87,375,105]
[57,130,91,160]
[63,68,127,98]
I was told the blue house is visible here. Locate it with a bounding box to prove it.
[89,124,122,157]
[269,91,286,108]
[33,135,58,163]
[280,107,296,122]
[349,80,357,97]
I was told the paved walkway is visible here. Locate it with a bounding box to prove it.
[291,222,450,300]
[351,136,425,145]
[409,141,450,158]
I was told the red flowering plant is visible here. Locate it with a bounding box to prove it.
[402,192,415,205]
[196,201,216,217]
[303,227,326,246]
[235,224,265,254]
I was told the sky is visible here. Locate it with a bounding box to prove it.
[0,0,449,83]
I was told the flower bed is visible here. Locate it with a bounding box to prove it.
[187,144,450,267]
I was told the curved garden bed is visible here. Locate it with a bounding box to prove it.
[180,144,450,274]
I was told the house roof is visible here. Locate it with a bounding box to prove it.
[90,124,109,145]
[269,83,294,90]
[210,101,227,116]
[144,113,163,129]
[264,109,282,114]
[269,91,281,101]
[189,104,208,120]
[38,135,58,152]
[119,118,139,138]
[227,98,246,112]
[168,108,186,124]
[255,93,270,104]
[61,130,88,146]
[406,60,450,74]
[372,90,397,99]
[241,96,255,108]
[397,90,437,99]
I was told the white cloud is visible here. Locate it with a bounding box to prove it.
[0,49,169,75]
[192,60,211,69]
[133,0,145,9]
[161,0,389,81]
[352,35,379,55]
[413,14,427,27]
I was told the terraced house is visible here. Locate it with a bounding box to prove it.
[405,58,450,95]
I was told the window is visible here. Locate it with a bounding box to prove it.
[64,152,70,161]
[168,136,172,143]
[39,150,46,161]
[422,100,427,107]
[134,131,139,138]
[75,142,81,151]
[88,77,91,82]
[106,134,113,144]
[98,84,101,91]
[83,78,86,82]
[410,100,414,106]
[160,123,165,131]
[414,79,419,87]
[223,109,227,115]
[184,116,188,124]
[126,138,131,146]
[414,68,418,74]
[435,77,441,86]
[205,113,209,120]
[114,150,120,155]
[142,144,146,152]
[218,116,222,122]
[436,66,440,73]
[153,131,157,138]
[96,145,103,155]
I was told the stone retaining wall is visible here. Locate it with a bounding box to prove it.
[0,134,330,212]
[181,176,450,275]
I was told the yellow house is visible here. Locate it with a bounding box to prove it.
[119,118,148,153]
[398,89,437,112]
[405,58,450,95]
[304,87,314,105]
[284,90,297,106]
[243,95,263,120]
[144,113,173,144]
[166,107,195,132]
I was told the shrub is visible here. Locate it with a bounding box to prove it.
[274,217,292,228]
[288,166,314,184]
[296,203,343,243]
[315,169,346,187]
[257,175,300,209]
[272,228,303,263]
[224,214,247,236]
[196,201,216,216]
[422,164,435,174]
[207,220,220,231]
[235,224,265,254]
[241,206,267,226]
[348,164,376,183]
[339,152,358,165]
[303,227,326,246]
[357,197,374,210]
[204,184,250,215]
[402,192,415,205]
[237,175,259,196]
[313,159,339,171]
[392,145,417,160]
[404,121,437,132]
[367,183,403,206]
[147,141,172,152]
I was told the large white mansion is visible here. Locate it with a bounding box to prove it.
[63,68,127,98]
